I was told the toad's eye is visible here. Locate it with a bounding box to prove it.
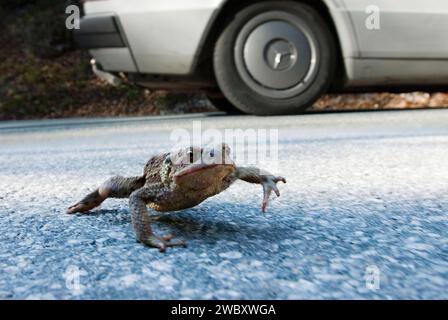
[187,147,194,163]
[209,149,215,157]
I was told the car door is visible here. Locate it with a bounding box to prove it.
[342,0,448,59]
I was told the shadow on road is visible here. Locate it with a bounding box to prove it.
[82,203,300,245]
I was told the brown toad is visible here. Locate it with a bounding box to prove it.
[67,144,286,252]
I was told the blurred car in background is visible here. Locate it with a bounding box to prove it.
[74,0,448,115]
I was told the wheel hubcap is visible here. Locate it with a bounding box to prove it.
[266,39,297,71]
[235,12,319,99]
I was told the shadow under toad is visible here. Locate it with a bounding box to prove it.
[82,202,301,245]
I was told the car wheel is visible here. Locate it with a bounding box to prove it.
[205,92,243,114]
[213,1,336,115]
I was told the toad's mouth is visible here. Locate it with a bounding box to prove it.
[174,163,236,180]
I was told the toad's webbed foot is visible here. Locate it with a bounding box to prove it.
[261,175,286,212]
[139,234,187,253]
[235,167,286,213]
[67,189,105,214]
[129,185,187,252]
[67,176,144,214]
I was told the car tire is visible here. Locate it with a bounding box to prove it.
[213,1,336,115]
[206,92,243,114]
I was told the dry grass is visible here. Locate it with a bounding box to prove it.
[312,92,448,112]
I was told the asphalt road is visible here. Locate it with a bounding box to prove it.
[0,109,447,299]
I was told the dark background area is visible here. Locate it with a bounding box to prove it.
[0,0,212,120]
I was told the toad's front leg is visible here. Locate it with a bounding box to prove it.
[235,167,286,212]
[129,185,187,252]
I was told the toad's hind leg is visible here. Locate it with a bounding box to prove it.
[129,186,187,252]
[67,176,145,214]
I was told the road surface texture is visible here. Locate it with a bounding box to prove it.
[1,109,447,299]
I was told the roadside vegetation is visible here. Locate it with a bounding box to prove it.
[0,1,210,120]
[1,1,447,120]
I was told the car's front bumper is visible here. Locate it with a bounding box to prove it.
[74,14,138,73]
[74,15,125,49]
[82,0,224,75]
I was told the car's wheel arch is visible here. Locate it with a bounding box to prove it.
[192,0,352,90]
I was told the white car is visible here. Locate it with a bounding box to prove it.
[75,0,448,115]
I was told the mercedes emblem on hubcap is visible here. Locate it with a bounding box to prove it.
[266,39,297,71]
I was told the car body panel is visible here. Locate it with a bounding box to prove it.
[342,0,448,59]
[89,48,138,72]
[322,0,361,58]
[341,0,448,85]
[346,59,448,86]
[85,0,223,74]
